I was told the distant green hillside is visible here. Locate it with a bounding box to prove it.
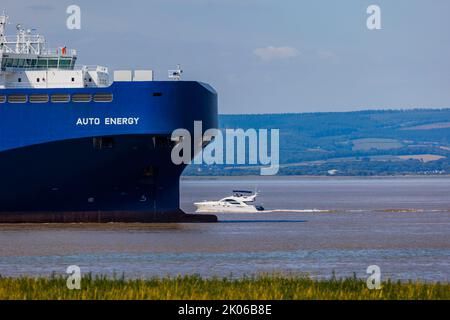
[183,109,450,176]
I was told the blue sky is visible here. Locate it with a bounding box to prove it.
[2,0,450,114]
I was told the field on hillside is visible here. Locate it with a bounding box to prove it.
[184,109,450,176]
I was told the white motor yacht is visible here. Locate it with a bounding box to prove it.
[194,190,264,213]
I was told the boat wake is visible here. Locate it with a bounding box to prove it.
[259,208,450,214]
[262,209,333,213]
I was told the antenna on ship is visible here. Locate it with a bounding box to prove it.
[168,64,183,80]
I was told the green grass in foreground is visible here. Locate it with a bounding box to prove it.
[0,274,448,300]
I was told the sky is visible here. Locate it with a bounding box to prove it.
[2,0,450,114]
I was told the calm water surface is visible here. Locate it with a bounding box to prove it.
[0,176,449,281]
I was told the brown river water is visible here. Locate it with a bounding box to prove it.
[0,176,449,281]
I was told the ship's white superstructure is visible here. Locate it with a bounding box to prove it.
[0,13,109,89]
[194,190,264,213]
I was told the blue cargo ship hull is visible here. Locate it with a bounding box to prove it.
[0,81,218,222]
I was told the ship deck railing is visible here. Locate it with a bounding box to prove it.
[0,81,111,89]
[38,48,77,57]
[0,46,77,57]
[0,65,108,73]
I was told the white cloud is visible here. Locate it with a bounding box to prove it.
[253,46,299,61]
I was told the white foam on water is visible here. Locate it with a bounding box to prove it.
[263,209,332,213]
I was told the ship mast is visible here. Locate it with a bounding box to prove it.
[0,12,7,75]
[0,12,7,53]
[0,12,45,55]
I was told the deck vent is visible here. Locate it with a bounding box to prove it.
[94,93,113,102]
[8,94,27,103]
[114,70,132,82]
[133,70,154,81]
[72,94,92,103]
[29,94,49,103]
[0,95,5,103]
[51,94,70,103]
